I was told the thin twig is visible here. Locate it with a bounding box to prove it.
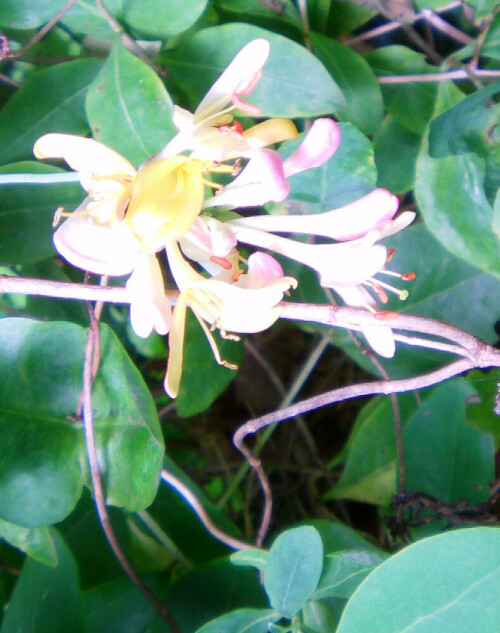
[378,68,500,83]
[0,73,20,88]
[82,303,181,632]
[6,0,79,59]
[160,469,253,551]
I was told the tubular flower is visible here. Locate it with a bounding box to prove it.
[34,134,227,338]
[164,242,297,398]
[156,38,299,162]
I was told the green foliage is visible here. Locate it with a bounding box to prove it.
[1,2,499,632]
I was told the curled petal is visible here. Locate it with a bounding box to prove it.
[232,189,400,241]
[126,254,172,338]
[243,118,299,149]
[377,210,416,239]
[34,133,136,190]
[204,149,289,209]
[232,225,388,286]
[53,212,140,276]
[236,252,284,289]
[283,118,341,178]
[179,217,238,263]
[195,39,270,117]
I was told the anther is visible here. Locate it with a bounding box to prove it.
[232,268,244,282]
[210,255,232,270]
[373,311,400,320]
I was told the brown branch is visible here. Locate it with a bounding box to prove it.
[378,69,500,83]
[94,0,151,64]
[82,303,181,632]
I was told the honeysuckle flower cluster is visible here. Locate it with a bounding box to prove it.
[34,38,415,397]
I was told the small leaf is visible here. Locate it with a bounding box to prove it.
[0,0,69,29]
[195,608,282,633]
[121,0,209,39]
[263,526,323,617]
[0,59,101,166]
[86,42,177,165]
[0,518,57,566]
[163,23,346,118]
[336,528,500,633]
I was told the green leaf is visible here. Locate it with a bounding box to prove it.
[214,0,303,33]
[0,162,84,265]
[303,519,386,555]
[121,0,208,38]
[364,46,438,134]
[324,0,375,36]
[0,59,102,165]
[195,608,282,633]
[0,530,85,633]
[302,601,337,633]
[175,310,244,417]
[163,23,346,118]
[336,528,500,633]
[0,0,69,29]
[86,42,176,165]
[263,526,323,617]
[231,548,268,570]
[310,32,384,135]
[313,550,387,600]
[464,0,499,20]
[0,519,57,566]
[327,393,418,505]
[374,115,422,193]
[416,133,500,276]
[481,12,500,60]
[0,319,164,527]
[404,378,495,503]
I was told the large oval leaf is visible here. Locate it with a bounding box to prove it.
[163,23,346,118]
[86,42,177,165]
[121,0,209,38]
[336,528,500,632]
[0,319,164,527]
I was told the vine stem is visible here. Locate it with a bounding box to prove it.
[82,303,181,632]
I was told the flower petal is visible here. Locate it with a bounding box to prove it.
[195,39,270,117]
[53,212,140,276]
[126,254,172,338]
[231,225,388,286]
[204,149,289,209]
[236,252,284,288]
[34,133,136,185]
[283,118,341,178]
[243,118,299,149]
[164,293,188,399]
[231,189,400,241]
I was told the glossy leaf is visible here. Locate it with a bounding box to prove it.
[311,32,384,135]
[163,23,346,118]
[0,59,101,165]
[214,0,303,32]
[263,526,323,617]
[416,134,500,275]
[466,369,500,447]
[336,528,500,633]
[374,115,421,193]
[0,162,83,265]
[195,609,282,633]
[61,0,123,38]
[231,548,268,570]
[0,319,164,527]
[0,519,57,566]
[121,0,208,38]
[313,550,387,600]
[0,530,85,633]
[302,601,337,633]
[481,12,500,60]
[175,311,244,417]
[303,520,386,555]
[0,0,69,29]
[364,46,438,134]
[86,42,177,165]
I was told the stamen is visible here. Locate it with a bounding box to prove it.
[210,255,233,270]
[386,248,395,263]
[367,282,389,304]
[379,269,416,281]
[374,311,400,320]
[52,207,67,227]
[219,125,244,140]
[232,268,244,282]
[368,277,410,301]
